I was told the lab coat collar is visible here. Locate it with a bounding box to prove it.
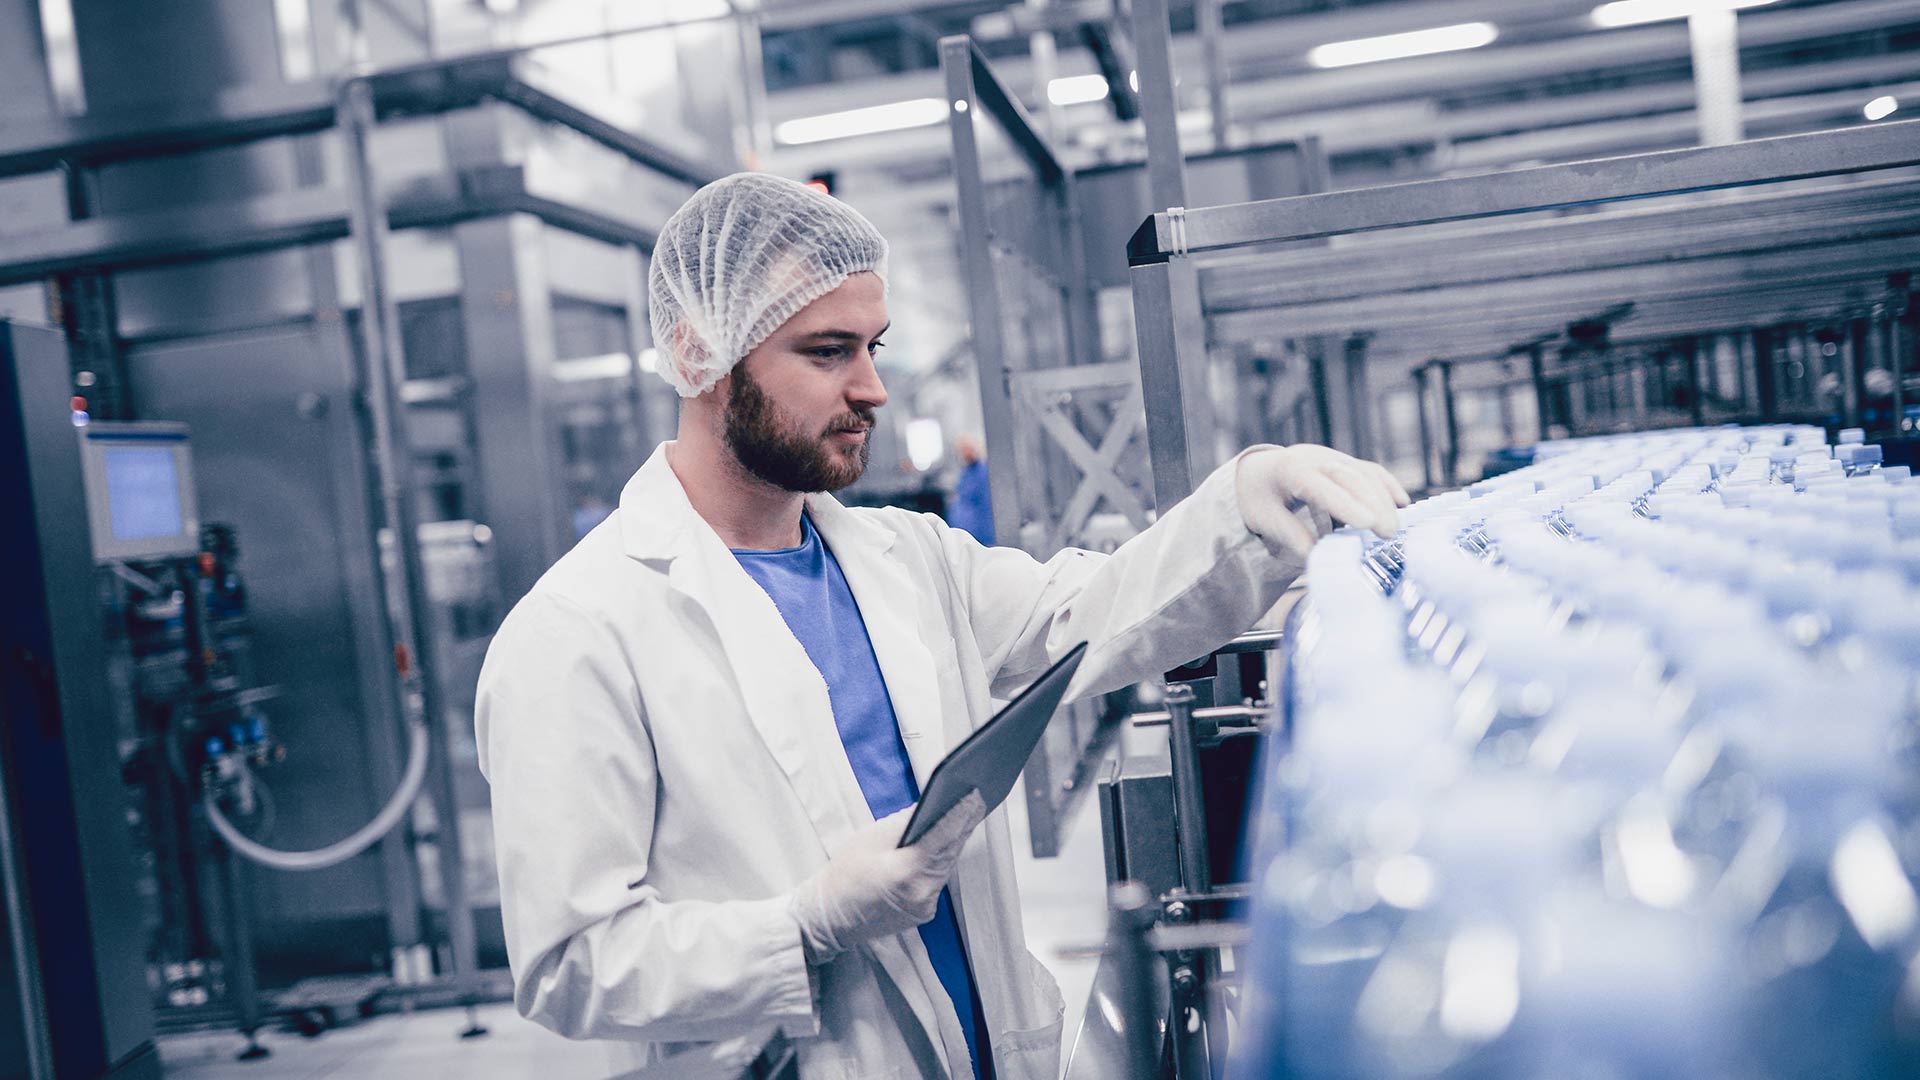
[612,444,946,830]
[616,444,866,856]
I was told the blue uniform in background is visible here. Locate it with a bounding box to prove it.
[734,515,993,1080]
[947,460,995,546]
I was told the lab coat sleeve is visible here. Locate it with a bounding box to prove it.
[944,448,1298,702]
[475,593,818,1043]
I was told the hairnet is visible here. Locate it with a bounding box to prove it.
[647,172,890,398]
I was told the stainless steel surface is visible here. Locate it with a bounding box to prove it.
[1,320,159,1078]
[0,326,67,1080]
[1133,119,1920,260]
[1075,143,1326,291]
[1064,882,1164,1080]
[1128,703,1268,730]
[338,79,479,988]
[0,728,53,1080]
[1100,754,1180,904]
[295,164,427,958]
[453,214,570,604]
[1130,258,1211,508]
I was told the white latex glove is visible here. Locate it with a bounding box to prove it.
[1236,444,1411,557]
[789,791,988,964]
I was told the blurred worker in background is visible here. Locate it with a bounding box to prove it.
[475,172,1408,1080]
[946,433,995,546]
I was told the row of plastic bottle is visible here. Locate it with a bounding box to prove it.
[1234,425,1920,1080]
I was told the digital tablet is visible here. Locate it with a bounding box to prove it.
[898,641,1089,848]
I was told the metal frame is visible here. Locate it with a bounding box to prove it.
[0,51,723,187]
[1128,119,1920,260]
[943,35,1148,857]
[1127,119,1920,496]
[941,34,1124,554]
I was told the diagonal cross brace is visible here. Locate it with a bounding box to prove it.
[1028,382,1152,551]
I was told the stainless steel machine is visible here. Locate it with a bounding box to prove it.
[2,320,161,1080]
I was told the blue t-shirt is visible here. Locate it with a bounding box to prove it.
[947,460,995,546]
[734,514,991,1080]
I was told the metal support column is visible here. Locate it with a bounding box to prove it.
[337,80,480,999]
[1128,0,1187,213]
[1891,273,1911,432]
[1413,366,1436,493]
[1842,315,1865,428]
[1161,684,1214,1080]
[1131,258,1213,508]
[1343,333,1372,459]
[1528,343,1550,440]
[942,46,1023,546]
[1752,327,1778,418]
[1439,360,1460,487]
[1196,0,1229,153]
[1028,0,1061,139]
[1685,337,1707,425]
[453,213,570,601]
[291,127,426,976]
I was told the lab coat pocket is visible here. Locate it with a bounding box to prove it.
[991,952,1066,1080]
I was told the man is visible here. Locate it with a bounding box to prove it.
[476,172,1407,1079]
[945,435,994,546]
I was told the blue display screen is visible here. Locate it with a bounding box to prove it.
[102,445,186,542]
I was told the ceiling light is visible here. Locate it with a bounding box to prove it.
[1307,22,1499,69]
[1048,74,1110,107]
[774,99,949,146]
[554,353,638,383]
[1865,95,1899,121]
[1589,0,1778,29]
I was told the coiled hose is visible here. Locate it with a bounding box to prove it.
[204,718,431,872]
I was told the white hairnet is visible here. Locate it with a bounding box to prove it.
[647,172,890,398]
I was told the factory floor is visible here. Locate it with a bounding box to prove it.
[158,787,1112,1080]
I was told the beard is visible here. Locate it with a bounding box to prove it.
[723,364,874,493]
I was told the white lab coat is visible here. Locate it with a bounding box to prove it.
[475,443,1298,1080]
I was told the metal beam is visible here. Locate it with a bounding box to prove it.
[0,167,656,285]
[1130,119,1920,262]
[1201,176,1920,310]
[0,51,724,185]
[1210,237,1918,339]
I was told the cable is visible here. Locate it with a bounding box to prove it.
[205,719,430,872]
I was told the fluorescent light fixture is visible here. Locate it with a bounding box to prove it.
[1865,95,1899,121]
[272,0,315,81]
[36,0,86,114]
[555,352,637,383]
[1048,74,1110,107]
[775,98,948,146]
[637,347,660,374]
[1590,0,1778,29]
[1307,22,1498,69]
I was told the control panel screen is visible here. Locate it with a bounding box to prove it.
[102,444,188,542]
